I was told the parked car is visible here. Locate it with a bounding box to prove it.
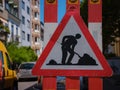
[17,62,37,80]
[0,41,18,90]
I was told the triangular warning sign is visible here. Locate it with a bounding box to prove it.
[32,11,112,77]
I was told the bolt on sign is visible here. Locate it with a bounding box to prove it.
[46,0,56,4]
[68,0,78,4]
[90,0,100,4]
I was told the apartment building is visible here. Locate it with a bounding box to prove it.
[0,0,8,25]
[0,0,8,43]
[19,0,31,46]
[5,0,21,43]
[31,0,41,56]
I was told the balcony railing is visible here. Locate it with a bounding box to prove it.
[32,31,40,37]
[31,42,40,50]
[8,0,14,4]
[32,18,40,25]
[31,5,39,12]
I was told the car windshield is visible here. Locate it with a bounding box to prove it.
[20,63,35,69]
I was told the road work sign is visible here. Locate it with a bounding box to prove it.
[32,10,112,77]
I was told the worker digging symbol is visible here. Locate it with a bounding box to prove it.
[61,34,81,64]
[47,33,98,65]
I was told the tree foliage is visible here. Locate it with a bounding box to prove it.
[0,21,10,33]
[80,0,120,54]
[102,0,120,53]
[80,0,88,25]
[6,42,37,64]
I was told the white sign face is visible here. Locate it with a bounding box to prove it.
[41,16,103,70]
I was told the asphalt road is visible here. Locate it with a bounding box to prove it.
[18,81,38,90]
[18,80,65,90]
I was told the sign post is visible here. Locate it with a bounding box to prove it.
[88,0,103,90]
[66,77,80,90]
[43,0,58,90]
[89,77,103,90]
[43,76,56,90]
[66,0,80,90]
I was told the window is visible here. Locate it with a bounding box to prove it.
[5,53,12,70]
[16,27,19,42]
[27,6,30,14]
[0,51,3,64]
[5,2,9,10]
[27,20,30,28]
[22,16,25,24]
[22,0,25,10]
[11,24,14,41]
[34,12,38,18]
[22,31,25,40]
[35,49,40,56]
[41,29,44,41]
[19,63,35,69]
[0,0,3,6]
[16,27,18,35]
[27,34,30,41]
[35,24,38,30]
[35,37,37,42]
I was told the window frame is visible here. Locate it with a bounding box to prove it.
[0,50,3,64]
[22,16,25,24]
[22,0,25,10]
[27,6,30,15]
[5,53,12,70]
[22,31,25,40]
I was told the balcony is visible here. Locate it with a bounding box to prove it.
[35,29,40,33]
[8,0,14,4]
[35,42,40,49]
[0,29,8,42]
[34,17,39,20]
[13,4,18,8]
[31,42,40,50]
[32,6,39,12]
[32,30,40,37]
[32,18,40,25]
[0,5,3,11]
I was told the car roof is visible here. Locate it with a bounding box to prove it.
[21,62,36,64]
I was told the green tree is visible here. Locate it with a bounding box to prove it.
[6,42,37,64]
[80,0,88,25]
[102,0,120,54]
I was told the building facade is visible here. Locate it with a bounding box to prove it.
[31,0,41,56]
[0,0,8,43]
[19,0,31,46]
[5,0,21,43]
